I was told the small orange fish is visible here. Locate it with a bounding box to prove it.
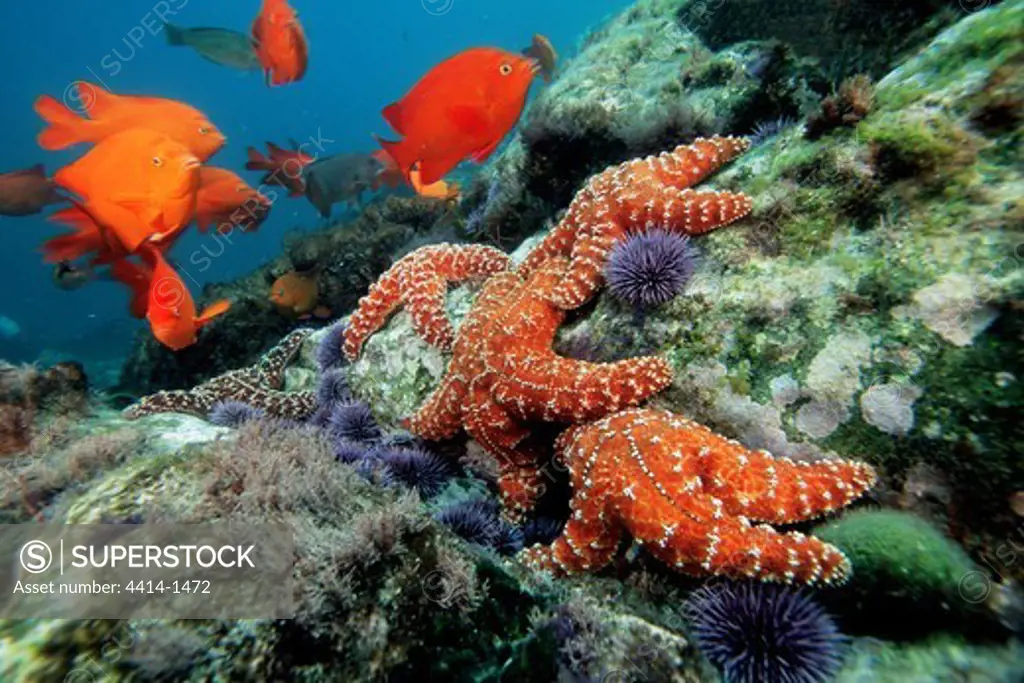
[409,166,460,201]
[252,0,309,86]
[0,164,65,216]
[245,141,313,196]
[195,167,271,234]
[139,244,230,350]
[372,149,460,200]
[269,267,330,319]
[376,46,542,186]
[34,83,225,161]
[52,129,201,254]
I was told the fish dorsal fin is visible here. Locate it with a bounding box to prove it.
[196,299,231,327]
[80,83,121,117]
[245,146,268,170]
[382,102,407,136]
[446,105,489,137]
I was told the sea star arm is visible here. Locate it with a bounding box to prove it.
[257,328,314,388]
[521,514,622,574]
[665,415,878,525]
[404,266,453,350]
[620,136,751,192]
[492,353,674,424]
[122,390,217,419]
[343,245,510,360]
[518,136,754,310]
[343,259,406,360]
[404,375,467,440]
[463,386,542,519]
[524,410,873,584]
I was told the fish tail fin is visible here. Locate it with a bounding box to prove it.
[373,136,415,184]
[42,205,104,263]
[195,299,231,327]
[163,22,185,46]
[245,146,269,170]
[34,95,88,150]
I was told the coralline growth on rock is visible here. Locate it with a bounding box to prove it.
[517,136,753,309]
[804,74,875,140]
[520,409,876,585]
[343,244,511,360]
[122,329,317,421]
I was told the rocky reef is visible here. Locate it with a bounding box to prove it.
[4,0,1023,681]
[459,0,963,249]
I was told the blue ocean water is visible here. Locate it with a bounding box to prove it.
[0,0,630,366]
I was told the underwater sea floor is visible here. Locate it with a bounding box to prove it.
[2,0,1024,681]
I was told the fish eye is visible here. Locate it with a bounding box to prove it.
[152,156,164,167]
[499,63,513,76]
[198,126,210,135]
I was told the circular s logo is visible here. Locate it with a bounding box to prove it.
[20,540,53,574]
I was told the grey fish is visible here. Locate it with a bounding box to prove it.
[302,153,389,218]
[0,164,65,217]
[164,23,261,72]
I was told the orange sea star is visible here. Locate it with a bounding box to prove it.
[406,259,673,519]
[520,409,877,585]
[343,244,510,360]
[517,136,753,309]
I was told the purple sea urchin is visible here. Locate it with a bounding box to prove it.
[605,229,697,309]
[327,401,382,444]
[522,516,566,546]
[315,321,348,372]
[685,581,847,683]
[208,400,265,428]
[434,498,520,554]
[377,446,454,497]
[333,438,369,465]
[315,368,351,410]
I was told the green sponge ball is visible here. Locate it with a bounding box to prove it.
[815,509,988,635]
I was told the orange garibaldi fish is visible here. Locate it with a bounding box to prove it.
[195,166,271,234]
[138,244,231,350]
[269,267,331,319]
[252,0,308,86]
[34,82,225,162]
[376,46,541,186]
[51,128,201,254]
